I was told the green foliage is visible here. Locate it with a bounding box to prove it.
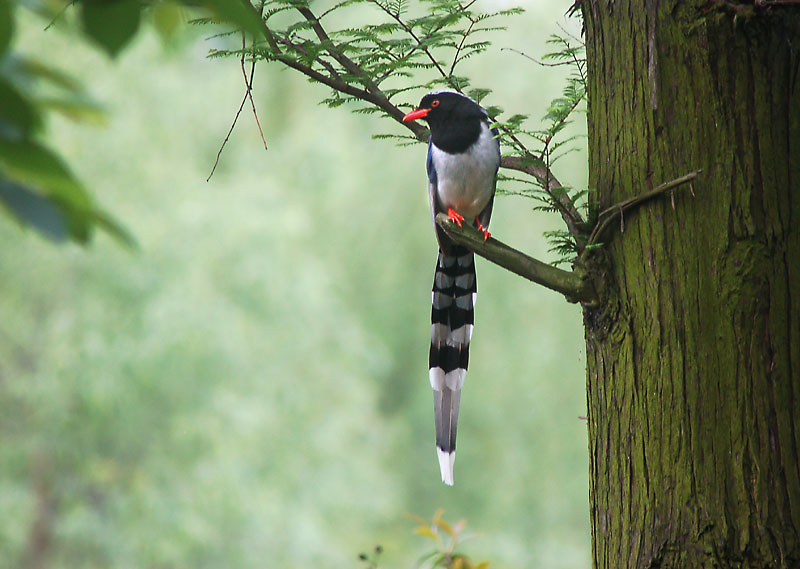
[201,1,591,263]
[4,0,589,264]
[494,33,590,264]
[80,0,142,57]
[0,2,133,244]
[207,0,523,120]
[0,0,267,244]
[2,14,591,569]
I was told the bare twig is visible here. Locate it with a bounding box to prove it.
[449,12,479,77]
[43,0,75,31]
[501,47,575,67]
[581,169,702,258]
[241,37,268,151]
[369,0,452,81]
[556,21,584,46]
[208,33,268,181]
[207,78,250,181]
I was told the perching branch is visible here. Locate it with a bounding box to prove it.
[219,0,588,261]
[436,170,700,302]
[434,213,598,305]
[233,0,578,220]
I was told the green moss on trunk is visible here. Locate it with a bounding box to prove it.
[581,2,800,567]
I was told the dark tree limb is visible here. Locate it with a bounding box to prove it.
[237,0,575,210]
[232,0,595,273]
[434,213,598,305]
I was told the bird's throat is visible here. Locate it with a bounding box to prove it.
[430,118,483,154]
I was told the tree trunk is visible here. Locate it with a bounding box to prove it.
[580,2,800,567]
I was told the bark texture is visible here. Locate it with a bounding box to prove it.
[580,2,800,567]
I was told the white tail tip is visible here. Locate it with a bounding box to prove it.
[437,447,456,486]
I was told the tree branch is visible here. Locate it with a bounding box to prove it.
[434,213,597,304]
[581,169,702,260]
[237,0,583,239]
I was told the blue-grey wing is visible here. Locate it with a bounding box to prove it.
[427,138,443,220]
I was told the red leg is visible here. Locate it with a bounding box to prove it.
[447,208,465,227]
[475,217,491,241]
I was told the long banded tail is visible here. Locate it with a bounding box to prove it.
[429,246,476,486]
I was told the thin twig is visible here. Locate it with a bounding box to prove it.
[500,155,584,238]
[501,47,574,67]
[581,169,702,256]
[556,21,584,46]
[241,35,268,151]
[207,89,249,182]
[369,0,452,81]
[449,13,478,77]
[275,35,343,81]
[208,28,269,180]
[43,0,75,31]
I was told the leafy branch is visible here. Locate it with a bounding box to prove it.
[205,1,594,262]
[494,33,589,261]
[204,3,698,304]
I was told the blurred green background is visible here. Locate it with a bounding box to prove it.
[1,2,590,568]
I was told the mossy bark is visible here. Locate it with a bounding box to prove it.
[580,2,800,567]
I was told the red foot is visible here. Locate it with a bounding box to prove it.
[447,208,465,227]
[475,217,491,241]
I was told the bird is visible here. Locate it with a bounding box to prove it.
[403,91,500,486]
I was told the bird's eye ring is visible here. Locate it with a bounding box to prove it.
[431,99,440,108]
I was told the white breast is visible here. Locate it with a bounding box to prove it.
[430,122,499,220]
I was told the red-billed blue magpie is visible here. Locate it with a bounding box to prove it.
[403,91,500,485]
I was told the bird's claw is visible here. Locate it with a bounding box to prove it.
[475,218,491,241]
[447,208,465,227]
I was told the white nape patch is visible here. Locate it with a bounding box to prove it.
[429,367,445,390]
[437,447,456,486]
[444,368,466,391]
[447,324,473,347]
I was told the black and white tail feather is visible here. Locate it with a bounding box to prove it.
[402,90,500,486]
[429,245,476,486]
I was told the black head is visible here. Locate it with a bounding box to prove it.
[403,91,487,153]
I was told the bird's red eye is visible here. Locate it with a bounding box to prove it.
[431,99,440,108]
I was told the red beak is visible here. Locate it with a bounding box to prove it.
[402,108,430,122]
